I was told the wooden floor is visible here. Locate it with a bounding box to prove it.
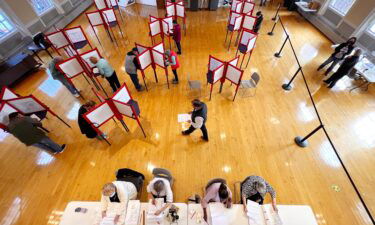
[0,2,374,225]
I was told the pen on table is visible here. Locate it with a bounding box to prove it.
[191,211,196,219]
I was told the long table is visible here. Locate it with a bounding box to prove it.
[60,201,318,225]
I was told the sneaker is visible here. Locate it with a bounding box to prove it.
[182,131,189,135]
[323,80,329,84]
[172,80,179,84]
[177,52,182,55]
[54,144,66,154]
[73,93,80,98]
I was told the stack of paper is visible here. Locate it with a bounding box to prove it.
[209,203,233,225]
[178,114,191,123]
[246,201,283,225]
[125,200,140,225]
[146,199,165,224]
[100,216,115,225]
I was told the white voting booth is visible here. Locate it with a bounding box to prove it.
[46,27,92,56]
[165,1,186,35]
[207,55,243,101]
[237,28,258,68]
[135,42,169,90]
[148,16,173,47]
[231,0,255,15]
[0,87,70,129]
[94,0,124,21]
[84,83,146,142]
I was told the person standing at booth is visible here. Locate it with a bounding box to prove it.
[48,57,80,97]
[241,175,277,213]
[90,56,121,92]
[78,101,107,140]
[172,20,182,55]
[125,48,145,92]
[6,112,66,154]
[253,11,264,34]
[317,37,357,75]
[165,50,180,84]
[182,99,209,141]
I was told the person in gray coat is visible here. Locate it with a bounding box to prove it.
[125,48,145,91]
[48,57,80,97]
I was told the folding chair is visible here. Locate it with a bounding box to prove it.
[152,168,174,186]
[187,73,202,97]
[240,72,260,97]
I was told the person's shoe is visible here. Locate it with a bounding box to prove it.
[137,86,145,92]
[55,144,66,154]
[323,80,329,84]
[172,80,179,84]
[201,136,209,142]
[317,67,322,71]
[324,72,329,76]
[182,130,189,135]
[177,52,182,55]
[73,93,80,98]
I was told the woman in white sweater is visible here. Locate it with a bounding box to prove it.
[101,181,138,224]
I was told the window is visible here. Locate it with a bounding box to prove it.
[30,0,54,15]
[0,12,15,39]
[329,0,356,16]
[368,21,375,36]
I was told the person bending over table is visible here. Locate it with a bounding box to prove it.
[101,181,138,224]
[90,56,121,93]
[241,175,277,212]
[147,177,174,215]
[202,179,233,221]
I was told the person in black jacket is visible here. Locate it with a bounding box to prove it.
[78,101,106,139]
[125,48,145,91]
[253,11,264,34]
[317,37,357,75]
[182,99,208,141]
[323,49,362,88]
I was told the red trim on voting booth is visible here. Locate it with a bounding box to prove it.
[86,11,105,27]
[55,56,85,89]
[0,101,20,128]
[45,30,71,56]
[83,101,113,134]
[236,28,258,68]
[94,0,110,10]
[112,83,134,103]
[0,86,18,101]
[241,14,257,31]
[64,26,93,50]
[79,48,104,73]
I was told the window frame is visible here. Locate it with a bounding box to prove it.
[367,20,375,37]
[0,10,16,41]
[328,0,356,16]
[29,0,55,16]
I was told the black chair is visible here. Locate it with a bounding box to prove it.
[115,168,145,199]
[27,32,53,63]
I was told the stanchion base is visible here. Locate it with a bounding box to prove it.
[282,84,292,91]
[268,32,274,36]
[274,53,282,58]
[295,136,308,148]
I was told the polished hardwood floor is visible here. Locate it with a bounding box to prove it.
[0,2,374,225]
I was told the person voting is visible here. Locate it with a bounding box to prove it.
[90,56,121,92]
[101,181,138,224]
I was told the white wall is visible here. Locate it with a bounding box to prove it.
[136,0,156,6]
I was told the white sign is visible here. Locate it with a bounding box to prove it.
[86,103,114,127]
[7,97,45,114]
[57,58,84,78]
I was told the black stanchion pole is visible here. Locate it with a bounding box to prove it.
[274,35,289,58]
[282,67,301,91]
[268,18,278,36]
[272,3,281,21]
[295,124,324,147]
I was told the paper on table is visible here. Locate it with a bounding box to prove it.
[125,200,140,225]
[93,68,99,74]
[100,216,115,225]
[146,199,165,224]
[178,114,191,123]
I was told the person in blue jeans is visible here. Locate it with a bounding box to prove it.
[6,112,66,154]
[48,57,80,97]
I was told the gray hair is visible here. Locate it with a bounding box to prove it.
[354,48,362,56]
[254,181,266,194]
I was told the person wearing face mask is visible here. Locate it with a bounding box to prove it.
[101,181,138,224]
[241,175,277,213]
[317,37,357,75]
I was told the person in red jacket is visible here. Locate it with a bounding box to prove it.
[165,50,180,84]
[172,20,182,55]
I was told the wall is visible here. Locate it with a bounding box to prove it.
[136,0,156,6]
[297,0,375,62]
[0,0,93,59]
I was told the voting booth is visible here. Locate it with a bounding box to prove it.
[231,0,255,15]
[86,8,124,46]
[237,28,258,68]
[93,0,124,21]
[225,11,243,50]
[165,1,186,35]
[83,84,146,142]
[64,26,92,50]
[149,16,173,48]
[0,87,70,130]
[45,30,76,57]
[135,42,170,91]
[207,55,243,101]
[46,28,92,56]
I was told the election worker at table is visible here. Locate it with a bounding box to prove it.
[101,181,138,224]
[241,175,277,212]
[202,179,233,221]
[147,177,173,216]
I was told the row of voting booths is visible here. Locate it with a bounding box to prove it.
[0,87,71,130]
[86,0,125,46]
